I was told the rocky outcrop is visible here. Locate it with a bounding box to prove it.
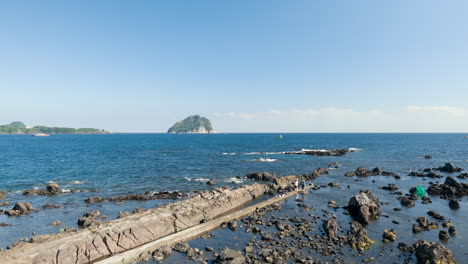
[77,210,102,228]
[167,115,216,134]
[427,176,468,198]
[434,162,463,173]
[355,166,381,177]
[246,172,276,182]
[285,149,350,156]
[23,183,62,196]
[0,182,274,264]
[413,240,456,264]
[347,221,374,251]
[347,190,382,224]
[216,247,245,264]
[5,202,35,217]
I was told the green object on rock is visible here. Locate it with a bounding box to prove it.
[414,186,426,197]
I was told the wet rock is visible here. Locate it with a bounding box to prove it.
[457,173,468,179]
[84,196,104,203]
[0,191,6,200]
[393,207,402,211]
[381,184,398,191]
[345,172,355,177]
[246,172,276,182]
[216,247,245,264]
[439,230,449,241]
[77,210,101,228]
[355,166,381,177]
[227,220,238,231]
[382,229,397,243]
[42,203,61,209]
[427,210,445,220]
[328,182,339,187]
[448,226,456,236]
[400,197,415,208]
[5,202,35,216]
[328,162,341,168]
[414,240,456,264]
[442,221,453,228]
[205,246,214,252]
[173,242,190,253]
[435,162,463,173]
[347,221,374,251]
[46,183,61,194]
[397,242,414,253]
[347,190,381,224]
[448,199,460,209]
[50,220,61,226]
[323,215,338,239]
[207,179,216,185]
[416,216,439,231]
[424,155,432,159]
[152,246,172,261]
[427,177,468,198]
[0,222,11,227]
[327,200,337,208]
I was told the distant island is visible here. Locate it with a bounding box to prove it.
[0,121,109,134]
[167,115,216,134]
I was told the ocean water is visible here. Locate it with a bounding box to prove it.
[0,133,466,260]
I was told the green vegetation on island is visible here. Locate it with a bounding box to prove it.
[167,115,216,134]
[0,121,109,134]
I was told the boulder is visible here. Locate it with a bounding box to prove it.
[346,221,374,251]
[414,240,456,264]
[448,199,460,209]
[46,183,61,194]
[355,166,381,177]
[5,202,35,216]
[382,229,397,243]
[347,190,382,224]
[77,210,101,228]
[206,179,216,185]
[84,196,104,203]
[323,215,338,239]
[216,247,245,264]
[246,172,276,182]
[435,163,463,173]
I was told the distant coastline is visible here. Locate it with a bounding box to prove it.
[0,121,109,135]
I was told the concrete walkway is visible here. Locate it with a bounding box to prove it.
[96,186,312,264]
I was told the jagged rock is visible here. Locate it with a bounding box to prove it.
[227,220,238,231]
[42,203,61,209]
[457,172,468,179]
[397,242,414,252]
[46,183,61,194]
[173,242,190,253]
[207,179,216,185]
[448,226,456,236]
[400,197,415,207]
[347,190,381,224]
[77,210,101,228]
[427,177,468,198]
[435,162,463,173]
[84,196,104,203]
[323,215,338,239]
[381,184,398,191]
[439,230,449,241]
[347,221,374,251]
[152,246,172,261]
[216,247,245,264]
[382,229,397,243]
[355,166,381,177]
[5,202,35,216]
[448,199,460,209]
[246,172,276,182]
[414,240,456,264]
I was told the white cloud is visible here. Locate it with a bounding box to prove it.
[211,106,468,132]
[406,106,468,116]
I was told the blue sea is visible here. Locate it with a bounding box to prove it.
[0,133,466,261]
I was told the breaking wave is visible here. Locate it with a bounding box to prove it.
[184,177,210,182]
[249,158,278,162]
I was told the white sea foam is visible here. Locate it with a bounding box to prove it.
[348,148,363,152]
[185,177,211,182]
[249,158,278,162]
[227,177,244,184]
[219,152,237,155]
[62,189,71,193]
[70,180,84,185]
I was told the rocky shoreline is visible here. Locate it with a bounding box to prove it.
[0,162,466,264]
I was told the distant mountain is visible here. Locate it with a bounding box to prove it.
[0,121,109,134]
[167,115,216,134]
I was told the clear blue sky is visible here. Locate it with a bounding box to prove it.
[1,1,467,132]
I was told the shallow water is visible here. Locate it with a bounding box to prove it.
[0,133,466,260]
